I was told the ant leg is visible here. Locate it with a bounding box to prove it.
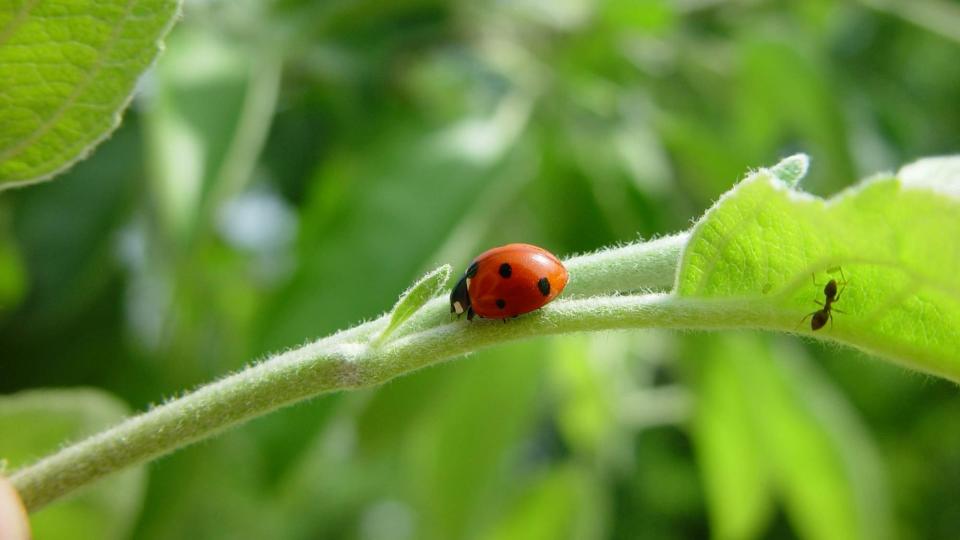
[832,308,846,314]
[832,280,847,302]
[835,268,850,301]
[796,311,815,331]
[811,273,822,287]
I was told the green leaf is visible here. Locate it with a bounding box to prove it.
[753,341,891,540]
[770,153,810,187]
[686,337,774,540]
[0,0,181,188]
[404,341,547,540]
[0,388,146,540]
[677,154,960,381]
[686,335,890,540]
[0,230,27,309]
[550,335,617,457]
[548,334,641,467]
[481,466,604,540]
[129,433,285,540]
[374,264,451,346]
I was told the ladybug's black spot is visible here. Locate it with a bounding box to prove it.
[496,299,507,309]
[466,261,479,278]
[499,263,512,278]
[537,277,550,296]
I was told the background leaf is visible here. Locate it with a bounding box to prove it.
[0,211,27,310]
[685,337,773,540]
[0,0,181,187]
[0,388,146,540]
[684,335,890,540]
[480,466,604,540]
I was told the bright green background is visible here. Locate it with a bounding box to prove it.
[2,0,960,539]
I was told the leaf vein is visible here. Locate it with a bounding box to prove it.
[0,0,139,164]
[0,0,39,48]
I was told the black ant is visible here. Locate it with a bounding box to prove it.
[801,268,847,331]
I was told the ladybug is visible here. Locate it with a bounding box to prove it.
[450,243,569,321]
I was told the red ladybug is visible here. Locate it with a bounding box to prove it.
[450,243,569,321]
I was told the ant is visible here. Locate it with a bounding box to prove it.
[801,268,847,331]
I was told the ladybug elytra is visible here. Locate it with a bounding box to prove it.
[450,243,569,321]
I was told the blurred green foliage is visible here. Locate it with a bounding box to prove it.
[0,389,146,539]
[2,0,960,538]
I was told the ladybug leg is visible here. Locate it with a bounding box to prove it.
[467,306,475,321]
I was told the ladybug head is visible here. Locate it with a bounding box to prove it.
[450,261,478,320]
[450,276,469,316]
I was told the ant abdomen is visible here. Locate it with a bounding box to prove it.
[811,310,830,331]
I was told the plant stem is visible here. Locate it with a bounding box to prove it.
[563,233,688,296]
[12,232,710,511]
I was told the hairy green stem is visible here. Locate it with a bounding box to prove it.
[12,232,698,511]
[563,233,687,296]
